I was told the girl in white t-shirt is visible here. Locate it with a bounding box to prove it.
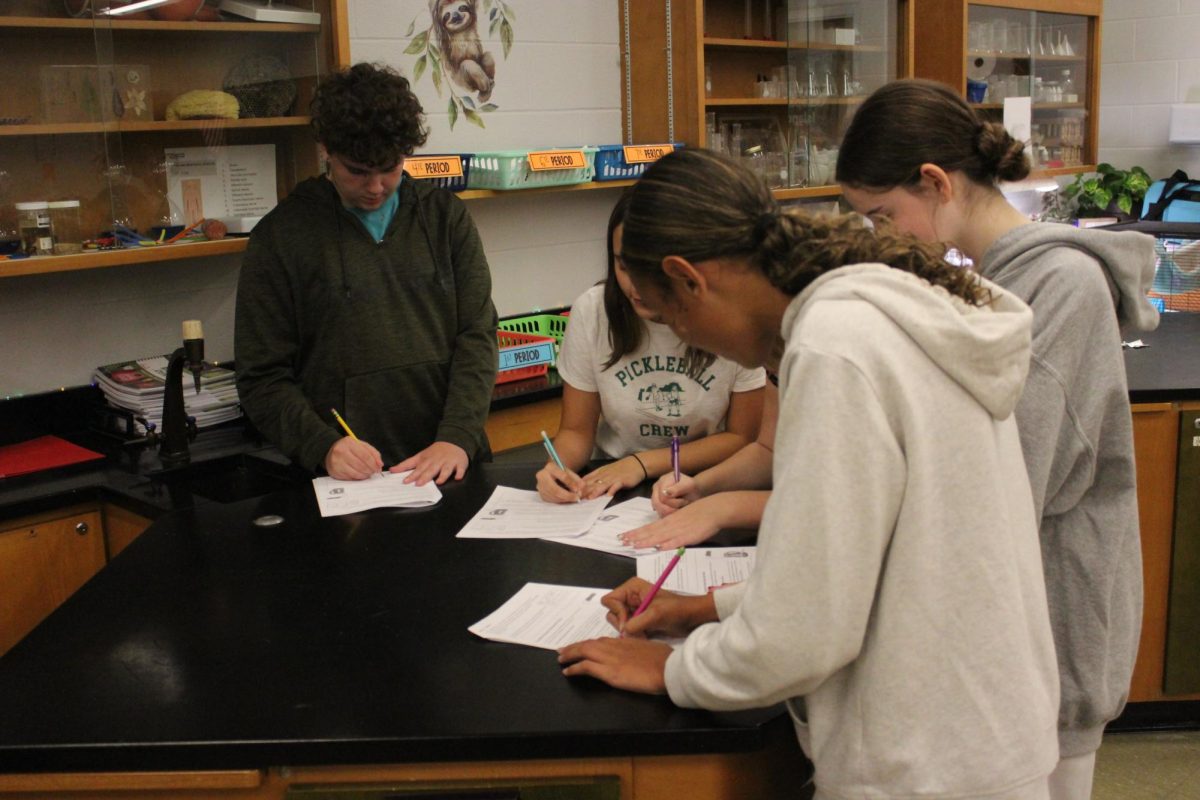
[536,192,765,503]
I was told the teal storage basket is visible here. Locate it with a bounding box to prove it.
[467,148,597,191]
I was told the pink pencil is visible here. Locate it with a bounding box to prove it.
[630,546,687,621]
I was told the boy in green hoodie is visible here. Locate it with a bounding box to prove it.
[235,63,498,485]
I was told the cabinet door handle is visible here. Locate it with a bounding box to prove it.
[75,522,89,536]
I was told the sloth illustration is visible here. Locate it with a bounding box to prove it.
[429,0,496,102]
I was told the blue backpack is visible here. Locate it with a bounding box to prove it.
[1141,169,1200,222]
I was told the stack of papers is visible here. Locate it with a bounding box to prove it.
[635,547,756,595]
[93,355,241,432]
[456,486,613,538]
[469,583,617,650]
[312,470,442,517]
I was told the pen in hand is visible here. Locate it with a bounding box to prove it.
[671,434,680,484]
[541,430,579,501]
[624,546,686,636]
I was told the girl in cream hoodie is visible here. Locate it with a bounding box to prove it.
[559,149,1060,799]
[838,79,1159,799]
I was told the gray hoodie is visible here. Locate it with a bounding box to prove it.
[978,223,1159,758]
[666,265,1059,798]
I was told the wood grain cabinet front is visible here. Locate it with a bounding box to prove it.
[0,505,105,657]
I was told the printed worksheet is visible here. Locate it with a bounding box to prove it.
[312,470,442,517]
[636,547,757,595]
[468,583,617,649]
[456,486,612,538]
[541,496,660,557]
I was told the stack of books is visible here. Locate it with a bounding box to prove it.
[92,355,242,433]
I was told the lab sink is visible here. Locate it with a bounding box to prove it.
[149,452,303,503]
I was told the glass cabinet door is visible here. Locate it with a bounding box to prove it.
[966,4,1091,171]
[786,0,902,187]
[699,0,902,194]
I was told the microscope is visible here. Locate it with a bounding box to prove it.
[159,319,204,467]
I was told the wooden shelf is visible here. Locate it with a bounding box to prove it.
[0,238,248,279]
[704,36,885,53]
[0,117,311,137]
[456,179,635,200]
[0,16,319,33]
[0,179,638,277]
[705,97,864,107]
[775,185,843,201]
[970,102,1086,110]
[965,50,1086,62]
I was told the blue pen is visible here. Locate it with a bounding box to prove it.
[671,434,680,483]
[541,430,566,471]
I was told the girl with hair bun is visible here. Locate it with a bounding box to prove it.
[837,78,1160,798]
[558,147,1060,798]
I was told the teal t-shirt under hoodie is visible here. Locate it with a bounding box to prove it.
[348,180,401,242]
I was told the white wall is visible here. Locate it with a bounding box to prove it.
[0,0,623,398]
[347,0,625,316]
[1099,0,1200,179]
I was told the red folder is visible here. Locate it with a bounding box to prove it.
[0,435,105,479]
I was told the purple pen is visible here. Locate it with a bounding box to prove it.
[671,434,680,483]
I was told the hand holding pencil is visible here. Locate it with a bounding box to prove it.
[323,408,383,480]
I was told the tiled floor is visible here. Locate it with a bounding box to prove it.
[1094,730,1200,799]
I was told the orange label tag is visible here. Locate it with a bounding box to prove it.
[406,156,464,180]
[622,144,674,164]
[527,150,587,171]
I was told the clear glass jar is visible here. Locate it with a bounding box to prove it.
[16,201,53,256]
[48,200,82,254]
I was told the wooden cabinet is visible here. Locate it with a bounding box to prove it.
[912,0,1101,176]
[1129,401,1200,703]
[0,0,348,279]
[621,0,910,201]
[0,504,105,657]
[102,503,152,560]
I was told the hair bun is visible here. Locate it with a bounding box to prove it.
[976,120,1030,183]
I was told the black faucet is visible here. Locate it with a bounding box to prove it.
[159,320,204,467]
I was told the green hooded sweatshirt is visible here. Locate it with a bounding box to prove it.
[235,175,498,472]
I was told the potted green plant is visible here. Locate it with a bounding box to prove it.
[1060,163,1153,220]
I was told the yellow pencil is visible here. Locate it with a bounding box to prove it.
[330,408,358,440]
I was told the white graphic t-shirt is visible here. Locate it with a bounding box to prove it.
[557,285,766,460]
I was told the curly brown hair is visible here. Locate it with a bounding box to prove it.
[620,148,989,307]
[310,62,428,167]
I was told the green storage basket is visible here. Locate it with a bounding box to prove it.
[498,313,570,364]
[467,148,598,191]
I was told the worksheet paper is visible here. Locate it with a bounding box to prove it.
[312,470,442,517]
[468,582,616,649]
[636,547,757,595]
[540,496,659,557]
[455,486,612,538]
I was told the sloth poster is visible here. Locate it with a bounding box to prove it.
[403,0,516,130]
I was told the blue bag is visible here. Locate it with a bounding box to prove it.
[1141,169,1200,222]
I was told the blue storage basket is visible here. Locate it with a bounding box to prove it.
[593,143,684,182]
[407,154,472,192]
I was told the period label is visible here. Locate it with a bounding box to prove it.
[622,144,675,163]
[527,150,587,171]
[406,156,464,179]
